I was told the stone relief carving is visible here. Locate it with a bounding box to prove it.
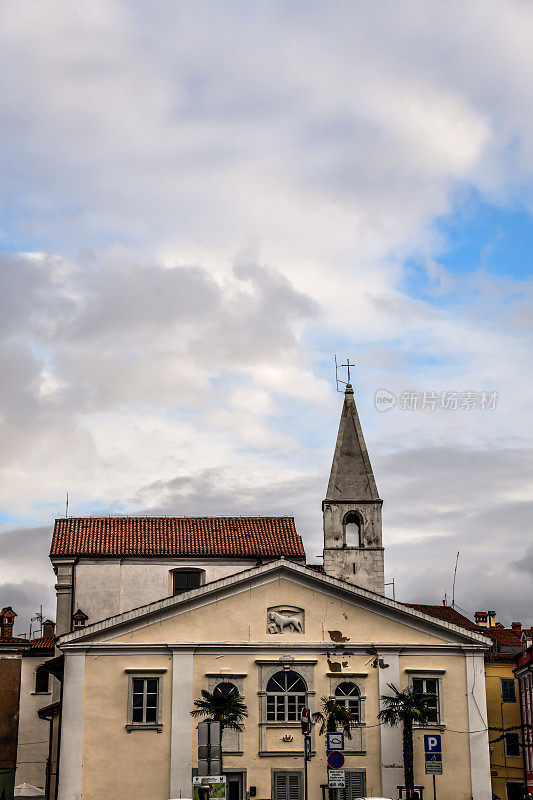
[267,606,304,634]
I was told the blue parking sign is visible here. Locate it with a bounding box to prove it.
[424,734,441,754]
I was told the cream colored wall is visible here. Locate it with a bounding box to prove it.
[192,650,384,800]
[400,654,473,800]
[110,578,446,645]
[76,578,481,800]
[15,656,54,789]
[82,653,173,800]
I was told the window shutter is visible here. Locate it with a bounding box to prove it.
[345,770,366,800]
[273,772,301,800]
[287,773,300,800]
[274,773,288,800]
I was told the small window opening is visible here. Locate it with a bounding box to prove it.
[35,665,50,694]
[172,569,203,595]
[344,513,361,547]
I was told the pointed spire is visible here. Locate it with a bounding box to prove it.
[325,383,380,502]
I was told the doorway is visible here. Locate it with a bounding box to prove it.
[225,771,244,800]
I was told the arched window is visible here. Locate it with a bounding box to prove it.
[344,513,361,547]
[266,670,307,722]
[214,682,239,698]
[35,665,50,694]
[334,682,360,722]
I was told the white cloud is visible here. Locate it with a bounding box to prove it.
[1,0,532,629]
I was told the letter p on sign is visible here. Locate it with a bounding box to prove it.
[424,734,441,753]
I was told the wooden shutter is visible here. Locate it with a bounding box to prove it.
[345,770,366,800]
[273,772,301,800]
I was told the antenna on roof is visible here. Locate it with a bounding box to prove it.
[65,492,69,518]
[335,355,356,393]
[29,605,43,640]
[385,578,396,601]
[452,550,460,608]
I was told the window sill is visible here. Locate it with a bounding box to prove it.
[413,723,445,730]
[32,692,51,696]
[126,723,163,733]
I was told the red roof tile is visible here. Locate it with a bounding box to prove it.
[0,635,28,644]
[408,604,523,647]
[407,604,479,631]
[50,516,306,559]
[29,636,55,650]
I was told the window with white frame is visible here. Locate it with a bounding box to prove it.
[334,682,360,722]
[126,671,165,728]
[266,671,307,722]
[411,676,440,724]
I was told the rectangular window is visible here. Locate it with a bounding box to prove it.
[412,677,440,724]
[173,570,202,595]
[127,674,163,728]
[345,770,366,800]
[501,678,517,702]
[273,772,301,800]
[505,733,521,757]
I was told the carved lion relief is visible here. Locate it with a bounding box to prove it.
[267,606,305,634]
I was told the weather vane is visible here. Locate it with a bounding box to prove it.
[335,355,356,393]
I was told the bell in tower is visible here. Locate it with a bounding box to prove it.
[322,381,384,594]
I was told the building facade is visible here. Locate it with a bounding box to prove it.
[515,631,533,798]
[43,383,493,800]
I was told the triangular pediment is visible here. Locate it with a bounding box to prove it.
[58,560,488,649]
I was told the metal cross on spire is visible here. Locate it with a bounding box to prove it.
[334,355,356,392]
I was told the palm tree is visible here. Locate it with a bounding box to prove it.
[378,683,434,799]
[312,695,356,738]
[191,685,248,771]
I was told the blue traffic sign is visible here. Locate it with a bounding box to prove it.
[326,732,344,751]
[424,734,441,754]
[425,753,442,762]
[328,751,345,769]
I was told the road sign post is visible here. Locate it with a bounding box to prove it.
[301,708,311,800]
[424,734,442,798]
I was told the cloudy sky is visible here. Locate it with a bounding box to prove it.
[1,0,532,634]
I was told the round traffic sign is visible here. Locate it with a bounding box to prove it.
[328,751,345,769]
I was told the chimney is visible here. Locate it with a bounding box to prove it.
[475,611,488,627]
[0,606,17,638]
[42,620,55,639]
[512,622,522,632]
[488,610,496,628]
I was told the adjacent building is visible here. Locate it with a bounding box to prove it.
[515,628,533,798]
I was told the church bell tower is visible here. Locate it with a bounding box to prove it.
[323,382,384,594]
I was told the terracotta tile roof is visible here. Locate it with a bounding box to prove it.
[408,604,523,648]
[50,516,306,559]
[407,604,479,631]
[0,635,28,644]
[482,627,522,647]
[29,636,55,650]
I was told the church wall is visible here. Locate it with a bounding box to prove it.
[107,578,448,646]
[72,557,264,627]
[81,652,173,800]
[72,643,480,800]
